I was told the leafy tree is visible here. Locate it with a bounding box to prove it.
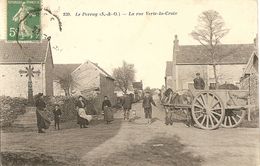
[113,61,136,94]
[191,10,229,88]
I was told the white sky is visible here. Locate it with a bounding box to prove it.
[0,0,258,88]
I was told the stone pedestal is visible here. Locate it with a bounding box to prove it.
[13,107,37,128]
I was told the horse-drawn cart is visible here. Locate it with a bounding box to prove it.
[163,89,254,130]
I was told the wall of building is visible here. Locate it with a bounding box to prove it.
[176,64,246,90]
[0,64,45,97]
[71,62,100,93]
[240,68,258,106]
[53,80,66,96]
[99,74,116,104]
[45,47,54,96]
[177,65,207,90]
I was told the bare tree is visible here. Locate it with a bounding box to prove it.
[113,61,136,94]
[191,10,229,88]
[56,73,73,96]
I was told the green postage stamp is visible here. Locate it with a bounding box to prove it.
[7,0,41,41]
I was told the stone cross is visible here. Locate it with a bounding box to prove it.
[19,58,41,105]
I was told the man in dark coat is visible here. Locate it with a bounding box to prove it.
[193,73,205,90]
[122,94,132,120]
[142,91,156,124]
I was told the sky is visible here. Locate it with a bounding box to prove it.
[0,0,257,88]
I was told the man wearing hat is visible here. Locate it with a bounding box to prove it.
[193,73,205,90]
[142,91,156,124]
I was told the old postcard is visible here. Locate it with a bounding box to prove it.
[0,0,259,165]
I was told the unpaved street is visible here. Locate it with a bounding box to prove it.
[1,98,260,166]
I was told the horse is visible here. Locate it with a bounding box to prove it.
[162,88,195,126]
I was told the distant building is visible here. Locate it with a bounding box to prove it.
[165,35,255,90]
[0,40,54,97]
[132,81,143,91]
[54,60,116,111]
[132,81,143,101]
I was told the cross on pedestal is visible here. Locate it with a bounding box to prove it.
[19,58,41,105]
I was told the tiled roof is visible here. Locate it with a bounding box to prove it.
[176,44,254,64]
[0,40,50,63]
[53,64,81,80]
[165,61,173,76]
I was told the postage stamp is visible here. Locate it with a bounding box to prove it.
[7,0,41,41]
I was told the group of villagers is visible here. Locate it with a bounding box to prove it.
[34,91,157,133]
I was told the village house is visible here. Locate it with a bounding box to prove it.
[53,60,116,111]
[240,37,258,105]
[0,39,54,97]
[165,35,255,91]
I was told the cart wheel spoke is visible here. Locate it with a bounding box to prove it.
[194,110,204,114]
[201,93,207,108]
[211,101,220,109]
[209,115,214,126]
[228,116,232,126]
[211,111,221,117]
[206,115,209,128]
[200,115,206,125]
[210,113,219,124]
[231,116,238,124]
[194,104,204,110]
[224,116,227,126]
[209,94,215,108]
[196,114,204,119]
[196,98,206,108]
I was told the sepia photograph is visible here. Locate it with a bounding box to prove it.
[0,0,259,165]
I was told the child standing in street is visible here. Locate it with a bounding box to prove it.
[53,104,62,130]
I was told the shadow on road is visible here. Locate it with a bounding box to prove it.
[88,135,203,166]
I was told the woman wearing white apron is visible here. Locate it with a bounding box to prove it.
[76,96,92,128]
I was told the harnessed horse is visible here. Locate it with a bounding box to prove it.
[162,88,195,126]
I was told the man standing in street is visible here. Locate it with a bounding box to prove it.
[142,91,156,124]
[193,73,205,90]
[122,94,132,120]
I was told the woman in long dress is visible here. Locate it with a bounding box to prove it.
[75,96,92,128]
[35,93,50,133]
[102,96,113,124]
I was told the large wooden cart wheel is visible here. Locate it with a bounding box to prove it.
[221,109,246,128]
[192,92,225,130]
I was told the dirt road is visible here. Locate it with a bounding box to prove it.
[1,98,260,166]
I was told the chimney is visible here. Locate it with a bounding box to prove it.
[173,35,179,51]
[254,33,258,50]
[171,34,179,91]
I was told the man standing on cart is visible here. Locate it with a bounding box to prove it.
[193,73,205,90]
